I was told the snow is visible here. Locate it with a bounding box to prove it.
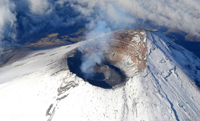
[0,31,200,121]
[0,44,79,121]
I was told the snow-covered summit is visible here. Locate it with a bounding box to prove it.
[0,30,200,121]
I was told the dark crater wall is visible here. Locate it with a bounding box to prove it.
[67,49,126,89]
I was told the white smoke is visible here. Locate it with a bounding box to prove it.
[79,21,111,78]
[80,52,105,78]
[0,0,200,54]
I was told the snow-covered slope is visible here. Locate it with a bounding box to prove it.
[0,31,200,121]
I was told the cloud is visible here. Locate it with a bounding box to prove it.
[70,0,200,34]
[28,0,51,15]
[0,0,17,54]
[0,0,200,54]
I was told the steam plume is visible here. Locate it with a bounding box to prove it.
[79,21,111,78]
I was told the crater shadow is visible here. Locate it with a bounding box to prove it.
[67,50,126,89]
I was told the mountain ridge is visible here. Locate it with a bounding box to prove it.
[0,30,200,121]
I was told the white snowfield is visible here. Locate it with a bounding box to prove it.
[0,31,200,121]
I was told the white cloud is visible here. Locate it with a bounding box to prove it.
[68,0,200,35]
[0,0,16,53]
[27,0,51,15]
[117,0,200,34]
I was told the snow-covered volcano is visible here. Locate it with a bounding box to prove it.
[0,30,200,121]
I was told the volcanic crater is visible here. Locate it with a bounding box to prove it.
[67,30,147,89]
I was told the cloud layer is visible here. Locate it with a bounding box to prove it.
[0,0,200,54]
[70,0,200,34]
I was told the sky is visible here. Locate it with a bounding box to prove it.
[0,0,200,54]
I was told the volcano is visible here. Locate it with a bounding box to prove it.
[67,30,147,88]
[0,30,200,121]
